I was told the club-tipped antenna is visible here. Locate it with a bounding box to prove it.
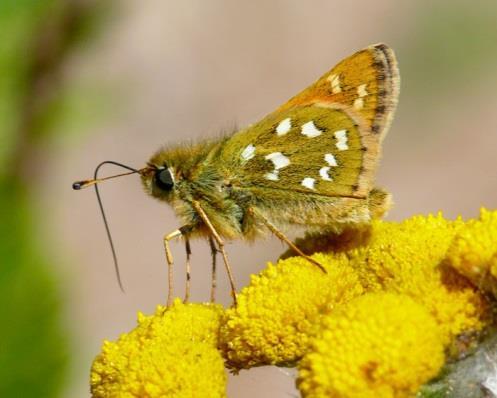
[73,160,143,292]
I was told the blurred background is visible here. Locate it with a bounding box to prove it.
[1,0,496,396]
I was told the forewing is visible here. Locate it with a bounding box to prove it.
[278,43,399,141]
[220,44,399,198]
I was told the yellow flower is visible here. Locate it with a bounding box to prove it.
[219,253,364,370]
[297,293,445,398]
[90,299,226,398]
[219,212,489,371]
[446,208,497,298]
[346,213,486,343]
[90,209,495,396]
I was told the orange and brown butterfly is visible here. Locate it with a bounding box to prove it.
[74,43,400,305]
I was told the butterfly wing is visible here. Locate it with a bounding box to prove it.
[276,43,399,141]
[219,43,399,199]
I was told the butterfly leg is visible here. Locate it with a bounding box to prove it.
[163,225,193,306]
[208,236,218,303]
[163,229,181,306]
[183,237,192,303]
[192,201,238,306]
[248,208,327,273]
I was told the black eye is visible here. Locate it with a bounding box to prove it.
[154,168,174,191]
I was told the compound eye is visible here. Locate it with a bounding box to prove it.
[154,168,174,191]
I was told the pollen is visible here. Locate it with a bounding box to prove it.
[276,118,292,136]
[90,300,226,398]
[219,253,363,370]
[297,293,445,398]
[301,121,323,138]
[445,208,497,298]
[218,212,490,372]
[334,130,349,150]
[301,177,316,190]
[241,144,256,161]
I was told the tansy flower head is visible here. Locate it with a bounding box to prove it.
[446,208,497,298]
[219,213,489,372]
[297,292,445,398]
[345,213,487,343]
[219,253,363,370]
[89,209,495,397]
[91,299,226,398]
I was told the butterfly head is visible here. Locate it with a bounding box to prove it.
[141,162,178,202]
[141,139,225,203]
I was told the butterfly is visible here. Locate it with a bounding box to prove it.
[74,43,400,306]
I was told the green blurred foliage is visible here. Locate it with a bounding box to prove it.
[0,0,112,172]
[0,0,111,396]
[37,80,118,142]
[0,1,42,169]
[0,180,67,397]
[400,0,497,110]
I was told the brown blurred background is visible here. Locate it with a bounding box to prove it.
[2,0,497,397]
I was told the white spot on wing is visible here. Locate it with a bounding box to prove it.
[241,144,255,161]
[276,118,292,136]
[301,177,316,190]
[334,130,348,151]
[357,84,368,97]
[327,73,341,94]
[353,98,364,110]
[354,84,367,109]
[319,166,332,181]
[264,172,279,181]
[324,153,338,166]
[301,121,323,138]
[265,152,290,169]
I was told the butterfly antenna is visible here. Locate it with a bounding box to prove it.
[73,161,144,293]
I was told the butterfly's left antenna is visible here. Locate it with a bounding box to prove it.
[72,161,148,292]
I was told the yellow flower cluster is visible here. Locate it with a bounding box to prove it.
[90,299,226,398]
[89,209,496,397]
[347,212,486,344]
[297,293,445,398]
[446,208,497,298]
[220,254,364,369]
[220,212,490,372]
